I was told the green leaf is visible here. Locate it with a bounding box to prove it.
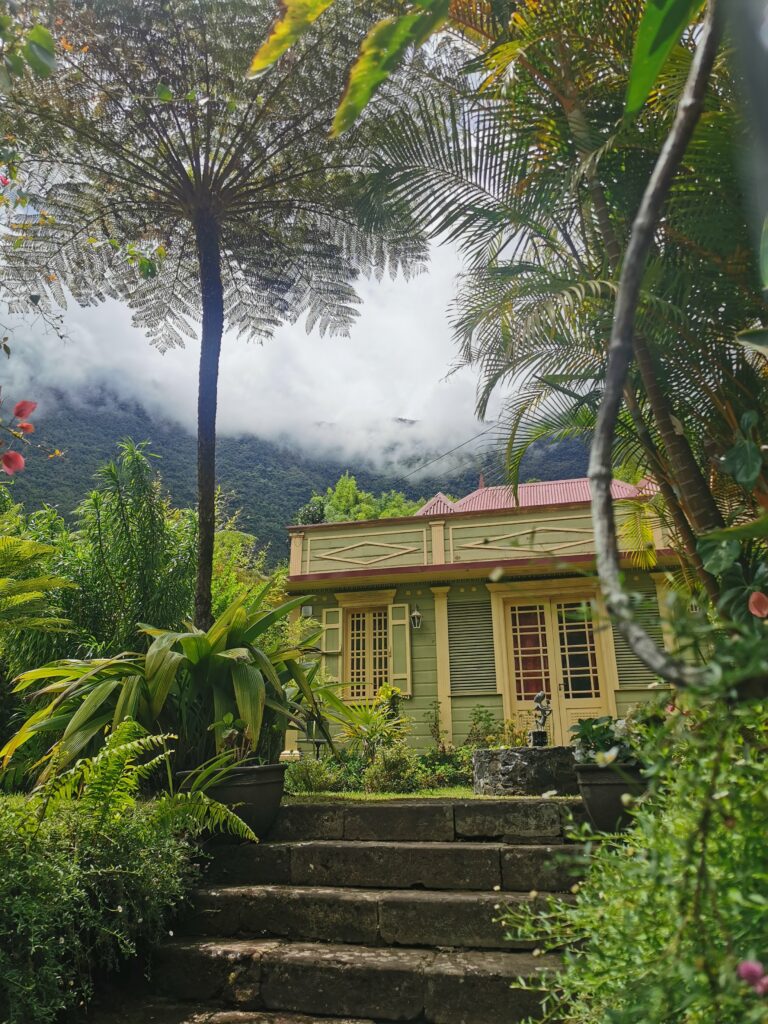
[23,25,56,78]
[332,0,451,136]
[721,439,764,489]
[697,537,741,575]
[231,662,266,747]
[625,0,705,118]
[155,82,174,102]
[705,516,768,543]
[248,0,334,77]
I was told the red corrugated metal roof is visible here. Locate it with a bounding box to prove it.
[416,477,641,516]
[415,492,458,516]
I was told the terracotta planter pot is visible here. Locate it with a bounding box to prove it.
[182,762,287,838]
[575,762,646,832]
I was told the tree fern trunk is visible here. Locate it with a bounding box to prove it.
[194,208,224,629]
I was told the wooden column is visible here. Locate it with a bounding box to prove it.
[289,532,304,576]
[430,520,446,565]
[431,586,453,743]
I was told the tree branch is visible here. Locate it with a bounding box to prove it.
[588,0,722,688]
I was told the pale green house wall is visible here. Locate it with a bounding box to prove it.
[306,571,668,753]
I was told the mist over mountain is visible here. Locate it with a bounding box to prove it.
[10,396,587,560]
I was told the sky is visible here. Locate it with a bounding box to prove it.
[5,244,502,475]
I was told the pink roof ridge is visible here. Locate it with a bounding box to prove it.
[415,492,458,516]
[416,477,643,516]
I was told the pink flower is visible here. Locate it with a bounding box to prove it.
[0,175,9,187]
[755,976,768,997]
[748,592,768,619]
[738,960,766,987]
[1,451,25,475]
[17,421,34,434]
[12,400,37,419]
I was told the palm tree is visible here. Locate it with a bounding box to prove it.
[364,0,767,577]
[3,0,425,627]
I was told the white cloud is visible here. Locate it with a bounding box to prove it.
[4,244,501,475]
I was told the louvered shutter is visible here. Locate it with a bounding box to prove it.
[448,599,497,694]
[321,607,342,683]
[388,603,412,695]
[611,575,666,687]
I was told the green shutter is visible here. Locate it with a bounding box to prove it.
[322,607,342,683]
[388,603,412,695]
[448,599,497,695]
[611,574,666,688]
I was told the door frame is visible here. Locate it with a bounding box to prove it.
[487,579,620,741]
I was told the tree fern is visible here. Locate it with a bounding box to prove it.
[4,0,430,627]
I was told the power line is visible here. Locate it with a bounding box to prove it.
[400,422,499,481]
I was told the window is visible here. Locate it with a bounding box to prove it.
[509,604,552,700]
[507,598,600,701]
[345,607,389,700]
[556,601,599,699]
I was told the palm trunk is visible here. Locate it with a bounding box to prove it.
[623,385,719,601]
[194,207,224,629]
[562,88,724,535]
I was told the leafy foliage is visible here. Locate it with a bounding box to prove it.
[2,583,328,776]
[0,720,252,1024]
[2,440,197,678]
[295,471,425,524]
[504,697,768,1023]
[625,0,706,117]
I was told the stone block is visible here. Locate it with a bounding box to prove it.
[501,845,585,892]
[203,844,291,887]
[242,885,380,945]
[343,801,455,842]
[453,801,563,842]
[424,950,555,1024]
[153,940,279,1007]
[378,890,512,950]
[473,747,578,797]
[268,804,344,842]
[289,840,502,891]
[260,942,431,1020]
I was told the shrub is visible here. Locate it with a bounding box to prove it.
[285,756,345,793]
[0,722,253,1024]
[504,697,768,1023]
[362,742,426,793]
[419,745,474,787]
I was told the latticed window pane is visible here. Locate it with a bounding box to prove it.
[509,604,551,698]
[347,611,369,700]
[370,609,389,695]
[557,602,599,698]
[345,608,389,700]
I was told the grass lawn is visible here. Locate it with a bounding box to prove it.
[285,788,579,801]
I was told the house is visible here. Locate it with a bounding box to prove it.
[285,477,672,750]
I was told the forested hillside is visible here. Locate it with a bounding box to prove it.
[10,395,587,559]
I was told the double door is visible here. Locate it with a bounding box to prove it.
[506,597,612,745]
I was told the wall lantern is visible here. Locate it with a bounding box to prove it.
[410,606,423,630]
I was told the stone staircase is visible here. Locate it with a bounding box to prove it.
[94,798,584,1024]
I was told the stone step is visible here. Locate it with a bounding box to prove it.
[88,1004,373,1024]
[269,798,582,844]
[153,939,556,1024]
[185,884,556,950]
[205,840,584,892]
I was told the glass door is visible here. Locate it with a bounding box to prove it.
[506,597,610,744]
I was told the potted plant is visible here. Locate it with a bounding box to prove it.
[571,716,646,831]
[4,583,336,837]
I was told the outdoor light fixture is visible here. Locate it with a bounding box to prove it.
[410,606,423,630]
[300,605,314,618]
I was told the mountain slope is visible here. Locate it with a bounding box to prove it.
[10,397,587,560]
